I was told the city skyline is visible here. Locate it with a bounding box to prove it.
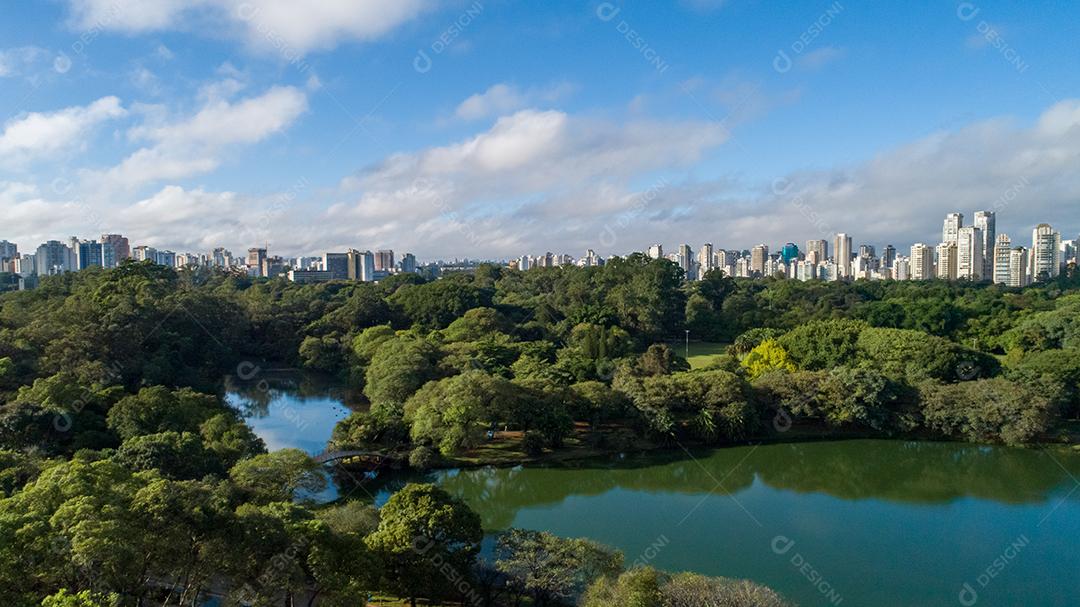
[2,2,1080,258]
[3,209,1075,289]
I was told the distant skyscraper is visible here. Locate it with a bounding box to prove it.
[100,234,130,268]
[647,244,663,259]
[247,248,268,277]
[1008,247,1030,287]
[910,243,935,280]
[400,253,418,273]
[1031,223,1061,281]
[956,226,983,281]
[698,243,714,276]
[323,253,349,280]
[881,244,896,269]
[893,257,910,280]
[833,234,853,279]
[936,242,958,281]
[992,234,1012,285]
[973,211,996,278]
[750,244,769,277]
[374,250,394,272]
[780,243,800,264]
[35,240,74,276]
[677,244,693,277]
[943,212,964,245]
[858,244,876,260]
[347,249,375,282]
[805,239,828,263]
[0,240,18,262]
[75,239,104,269]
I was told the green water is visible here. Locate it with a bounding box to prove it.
[226,379,1080,606]
[374,440,1080,607]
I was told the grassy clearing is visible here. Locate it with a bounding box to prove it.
[678,341,730,369]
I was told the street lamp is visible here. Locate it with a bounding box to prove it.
[685,329,690,359]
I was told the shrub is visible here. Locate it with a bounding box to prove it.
[522,431,546,457]
[777,319,867,370]
[408,445,438,469]
[919,378,1059,445]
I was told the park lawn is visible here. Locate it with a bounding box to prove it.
[679,341,730,369]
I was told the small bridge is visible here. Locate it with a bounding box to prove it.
[313,450,399,466]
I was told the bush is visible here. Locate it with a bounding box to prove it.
[522,431,546,457]
[919,378,1058,445]
[408,445,438,469]
[740,340,796,380]
[856,327,999,383]
[777,319,867,370]
[731,327,785,355]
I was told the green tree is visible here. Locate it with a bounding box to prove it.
[364,337,441,405]
[495,529,623,606]
[777,319,867,370]
[919,378,1058,445]
[365,484,483,607]
[229,449,327,503]
[106,386,220,441]
[114,431,220,479]
[40,589,119,607]
[740,340,796,380]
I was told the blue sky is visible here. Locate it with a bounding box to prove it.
[1,0,1078,259]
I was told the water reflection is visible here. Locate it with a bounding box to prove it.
[370,441,1080,531]
[224,369,358,455]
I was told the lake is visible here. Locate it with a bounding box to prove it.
[230,381,1080,607]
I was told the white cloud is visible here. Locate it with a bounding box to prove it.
[0,97,125,163]
[455,84,527,121]
[93,86,307,191]
[798,46,846,70]
[65,0,432,54]
[454,83,575,121]
[0,46,49,77]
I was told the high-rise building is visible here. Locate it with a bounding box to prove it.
[956,226,983,281]
[973,211,996,278]
[698,243,714,276]
[400,253,418,273]
[943,213,964,244]
[805,239,828,262]
[374,250,394,272]
[247,248,268,277]
[714,249,730,274]
[1031,223,1062,281]
[881,245,896,269]
[833,233,853,279]
[734,256,750,278]
[100,234,130,268]
[517,255,531,271]
[347,249,375,282]
[858,244,876,260]
[893,257,911,280]
[35,241,74,276]
[910,243,935,281]
[647,244,663,259]
[781,243,800,264]
[677,244,693,278]
[324,253,349,280]
[1008,247,1030,287]
[132,245,156,262]
[936,242,958,281]
[750,244,769,277]
[76,239,104,269]
[0,240,17,262]
[992,234,1012,285]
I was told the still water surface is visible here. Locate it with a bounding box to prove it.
[231,380,1080,607]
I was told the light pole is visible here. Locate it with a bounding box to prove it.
[685,329,690,359]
